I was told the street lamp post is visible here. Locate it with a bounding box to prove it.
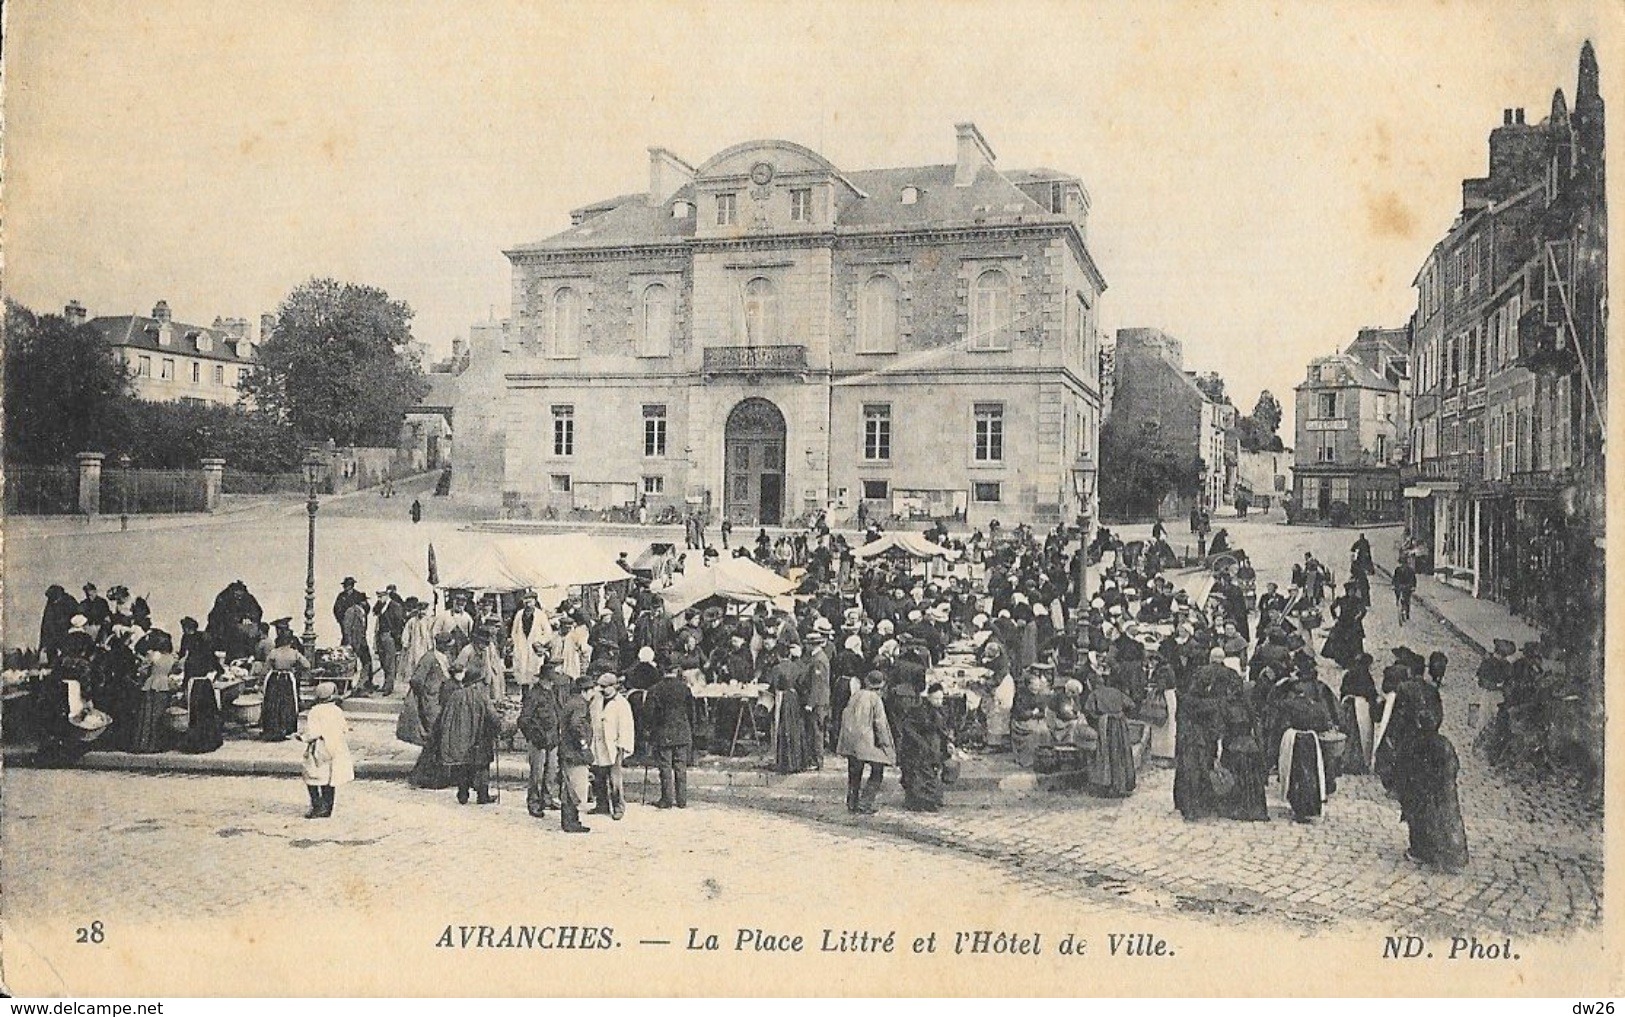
[117,452,132,532]
[301,450,324,658]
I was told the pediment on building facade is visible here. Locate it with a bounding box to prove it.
[695,140,865,195]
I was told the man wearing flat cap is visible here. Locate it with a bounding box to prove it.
[558,676,597,833]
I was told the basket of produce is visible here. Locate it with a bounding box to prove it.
[312,646,359,678]
[1317,729,1348,768]
[163,705,192,734]
[70,708,113,743]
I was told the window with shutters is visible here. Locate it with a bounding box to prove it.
[716,193,737,226]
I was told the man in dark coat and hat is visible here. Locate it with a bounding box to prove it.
[558,675,597,833]
[437,660,501,805]
[518,657,565,817]
[646,668,694,809]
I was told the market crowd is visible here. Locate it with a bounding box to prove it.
[23,513,1560,866]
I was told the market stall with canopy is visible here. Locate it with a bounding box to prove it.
[659,556,798,615]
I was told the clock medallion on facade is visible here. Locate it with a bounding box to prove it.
[749,161,775,186]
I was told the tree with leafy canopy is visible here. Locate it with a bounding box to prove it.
[243,278,427,447]
[1235,389,1286,452]
[1192,371,1229,405]
[1098,417,1205,521]
[3,300,134,464]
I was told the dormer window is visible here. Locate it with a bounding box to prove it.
[901,186,920,205]
[671,200,692,219]
[790,188,812,222]
[195,332,212,353]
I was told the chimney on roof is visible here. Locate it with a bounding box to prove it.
[259,313,276,340]
[1503,109,1514,126]
[152,300,172,323]
[954,123,996,188]
[1515,108,1525,125]
[64,300,87,325]
[648,147,695,204]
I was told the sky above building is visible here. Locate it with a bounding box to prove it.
[5,1,1614,435]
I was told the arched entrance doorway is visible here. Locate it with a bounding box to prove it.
[724,397,786,526]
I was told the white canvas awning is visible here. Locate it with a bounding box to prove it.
[496,534,632,589]
[1403,485,1433,498]
[850,532,960,560]
[659,556,798,615]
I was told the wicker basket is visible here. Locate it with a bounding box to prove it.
[163,705,191,734]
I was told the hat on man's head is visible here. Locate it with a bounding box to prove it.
[596,672,620,687]
[313,682,338,702]
[83,582,98,592]
[638,646,656,663]
[70,614,89,628]
[1492,638,1517,655]
[341,577,356,587]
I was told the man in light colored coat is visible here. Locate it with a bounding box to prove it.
[837,669,897,815]
[589,673,636,820]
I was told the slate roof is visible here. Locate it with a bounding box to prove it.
[1298,354,1398,392]
[506,162,1070,254]
[88,315,254,364]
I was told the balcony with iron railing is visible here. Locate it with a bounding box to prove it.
[701,344,809,379]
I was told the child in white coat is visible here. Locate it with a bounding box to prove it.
[299,682,355,818]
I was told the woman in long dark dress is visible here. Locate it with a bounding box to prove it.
[1218,698,1269,821]
[259,633,309,741]
[129,632,178,754]
[1318,583,1366,669]
[409,639,458,789]
[898,684,949,812]
[1172,652,1226,821]
[1394,707,1469,872]
[1337,652,1378,774]
[772,655,811,775]
[1271,677,1335,822]
[1083,678,1136,797]
[176,631,225,754]
[91,631,142,751]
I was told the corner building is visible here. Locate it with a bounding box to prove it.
[478,125,1107,529]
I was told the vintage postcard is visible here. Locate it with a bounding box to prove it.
[1,0,1619,998]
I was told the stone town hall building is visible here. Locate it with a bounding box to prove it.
[456,124,1107,529]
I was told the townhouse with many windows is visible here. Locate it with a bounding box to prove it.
[455,124,1107,529]
[72,299,259,407]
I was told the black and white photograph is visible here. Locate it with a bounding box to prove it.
[0,0,1617,998]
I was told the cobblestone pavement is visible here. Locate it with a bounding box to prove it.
[3,767,1147,995]
[706,521,1602,936]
